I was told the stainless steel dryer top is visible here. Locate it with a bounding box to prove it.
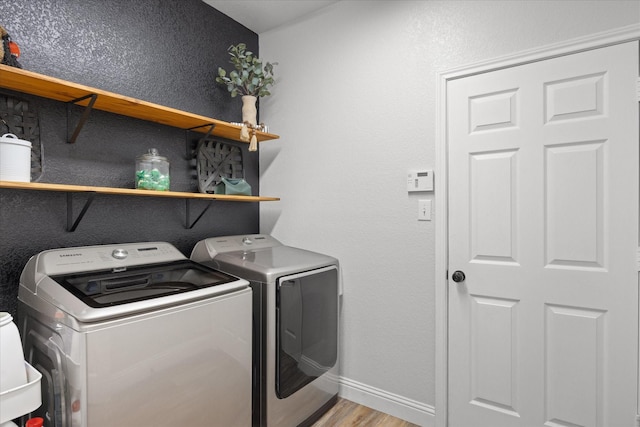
[191,234,339,283]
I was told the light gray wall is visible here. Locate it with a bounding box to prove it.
[258,0,639,422]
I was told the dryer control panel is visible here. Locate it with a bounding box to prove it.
[192,234,283,259]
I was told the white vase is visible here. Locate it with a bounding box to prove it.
[241,95,257,126]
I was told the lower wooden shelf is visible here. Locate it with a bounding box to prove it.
[0,180,279,231]
[0,181,279,202]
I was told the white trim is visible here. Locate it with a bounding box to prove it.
[339,376,435,426]
[434,23,640,427]
[442,23,640,81]
[434,47,450,427]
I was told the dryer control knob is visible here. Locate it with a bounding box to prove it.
[112,248,128,259]
[242,237,253,245]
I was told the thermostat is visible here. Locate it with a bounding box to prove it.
[407,170,433,192]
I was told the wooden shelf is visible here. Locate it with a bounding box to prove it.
[0,64,279,143]
[0,181,279,202]
[0,181,279,231]
[0,66,281,230]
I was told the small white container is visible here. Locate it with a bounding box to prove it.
[0,313,27,393]
[0,133,32,182]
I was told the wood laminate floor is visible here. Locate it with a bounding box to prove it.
[311,398,420,427]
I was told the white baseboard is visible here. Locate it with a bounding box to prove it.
[338,376,435,427]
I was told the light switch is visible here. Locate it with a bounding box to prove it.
[418,200,431,221]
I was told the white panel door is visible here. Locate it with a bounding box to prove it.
[447,42,639,427]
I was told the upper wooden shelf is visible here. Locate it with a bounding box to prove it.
[0,64,279,143]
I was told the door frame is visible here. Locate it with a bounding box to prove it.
[434,23,640,427]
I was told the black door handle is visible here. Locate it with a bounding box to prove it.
[452,271,466,283]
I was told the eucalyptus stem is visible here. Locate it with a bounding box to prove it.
[216,43,277,98]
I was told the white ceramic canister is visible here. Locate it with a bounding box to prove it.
[0,312,28,392]
[0,133,32,182]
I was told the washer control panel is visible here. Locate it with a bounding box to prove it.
[37,242,185,276]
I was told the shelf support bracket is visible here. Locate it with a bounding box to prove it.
[67,192,96,232]
[185,123,216,159]
[184,199,213,229]
[67,93,98,144]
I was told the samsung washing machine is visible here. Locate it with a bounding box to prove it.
[191,234,340,427]
[17,242,252,427]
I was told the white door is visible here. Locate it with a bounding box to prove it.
[447,42,639,427]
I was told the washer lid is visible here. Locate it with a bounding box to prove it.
[50,260,239,309]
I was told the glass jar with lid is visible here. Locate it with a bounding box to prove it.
[135,148,170,191]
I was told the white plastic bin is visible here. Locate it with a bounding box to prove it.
[0,313,27,391]
[0,312,42,425]
[0,362,42,424]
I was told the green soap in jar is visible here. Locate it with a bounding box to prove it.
[135,149,170,191]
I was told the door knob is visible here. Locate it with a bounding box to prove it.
[452,270,466,283]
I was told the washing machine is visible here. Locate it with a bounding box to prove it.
[191,234,340,427]
[17,242,252,427]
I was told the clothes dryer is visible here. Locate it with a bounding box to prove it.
[191,234,340,427]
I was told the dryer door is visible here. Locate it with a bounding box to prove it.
[275,266,338,399]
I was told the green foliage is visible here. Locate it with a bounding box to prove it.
[215,43,277,98]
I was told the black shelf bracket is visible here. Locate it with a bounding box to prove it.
[185,198,213,229]
[67,93,98,144]
[66,192,96,232]
[185,123,216,159]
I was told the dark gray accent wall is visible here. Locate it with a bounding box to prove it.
[0,0,262,316]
